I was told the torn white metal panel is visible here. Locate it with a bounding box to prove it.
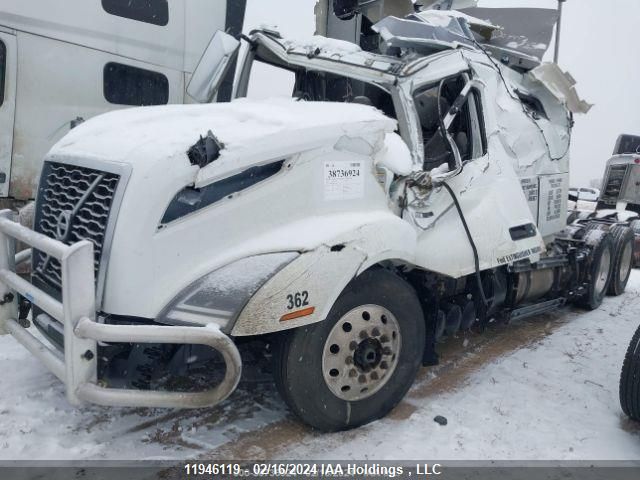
[461,7,559,61]
[468,56,570,180]
[471,58,548,172]
[528,63,593,114]
[401,49,470,89]
[449,54,567,249]
[374,15,477,53]
[252,32,402,84]
[414,9,498,41]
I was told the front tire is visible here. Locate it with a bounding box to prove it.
[620,323,640,421]
[273,269,425,431]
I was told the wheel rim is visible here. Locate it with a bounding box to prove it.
[595,246,611,296]
[322,304,401,401]
[619,241,633,283]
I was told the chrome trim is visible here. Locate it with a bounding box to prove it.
[38,155,132,311]
[0,212,242,409]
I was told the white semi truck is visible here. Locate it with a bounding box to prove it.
[0,6,635,431]
[568,134,640,267]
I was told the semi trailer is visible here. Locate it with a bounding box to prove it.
[0,6,635,431]
[0,0,246,204]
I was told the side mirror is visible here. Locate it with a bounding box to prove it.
[333,0,359,20]
[187,31,241,103]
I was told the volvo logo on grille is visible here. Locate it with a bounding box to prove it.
[53,173,106,242]
[56,210,72,241]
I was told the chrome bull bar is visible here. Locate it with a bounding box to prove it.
[0,210,241,408]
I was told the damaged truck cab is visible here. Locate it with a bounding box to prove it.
[0,14,633,431]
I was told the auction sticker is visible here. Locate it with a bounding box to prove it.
[324,160,365,201]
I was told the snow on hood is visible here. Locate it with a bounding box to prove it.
[48,98,397,170]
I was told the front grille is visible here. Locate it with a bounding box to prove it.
[601,164,628,206]
[33,162,120,296]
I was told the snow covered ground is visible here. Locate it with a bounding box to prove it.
[1,273,639,461]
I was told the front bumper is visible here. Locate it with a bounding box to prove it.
[0,210,241,408]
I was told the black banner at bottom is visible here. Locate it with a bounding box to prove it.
[0,461,639,480]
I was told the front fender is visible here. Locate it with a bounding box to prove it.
[231,215,416,336]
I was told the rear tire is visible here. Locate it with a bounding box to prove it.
[620,323,640,421]
[608,225,634,296]
[273,269,425,431]
[630,219,640,267]
[579,230,613,310]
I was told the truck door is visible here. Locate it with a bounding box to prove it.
[0,31,16,197]
[408,70,544,276]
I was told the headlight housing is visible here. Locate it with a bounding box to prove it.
[157,252,298,331]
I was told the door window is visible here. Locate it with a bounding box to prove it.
[414,75,486,171]
[102,0,169,26]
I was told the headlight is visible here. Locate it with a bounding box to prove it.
[157,252,298,331]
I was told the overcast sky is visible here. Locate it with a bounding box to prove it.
[243,0,640,187]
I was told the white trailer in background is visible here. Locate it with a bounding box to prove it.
[0,0,246,202]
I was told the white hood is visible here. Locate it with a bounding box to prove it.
[49,98,396,185]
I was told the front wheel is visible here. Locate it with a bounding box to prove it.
[273,269,425,431]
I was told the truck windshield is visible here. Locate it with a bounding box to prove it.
[244,56,396,119]
[246,61,295,100]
